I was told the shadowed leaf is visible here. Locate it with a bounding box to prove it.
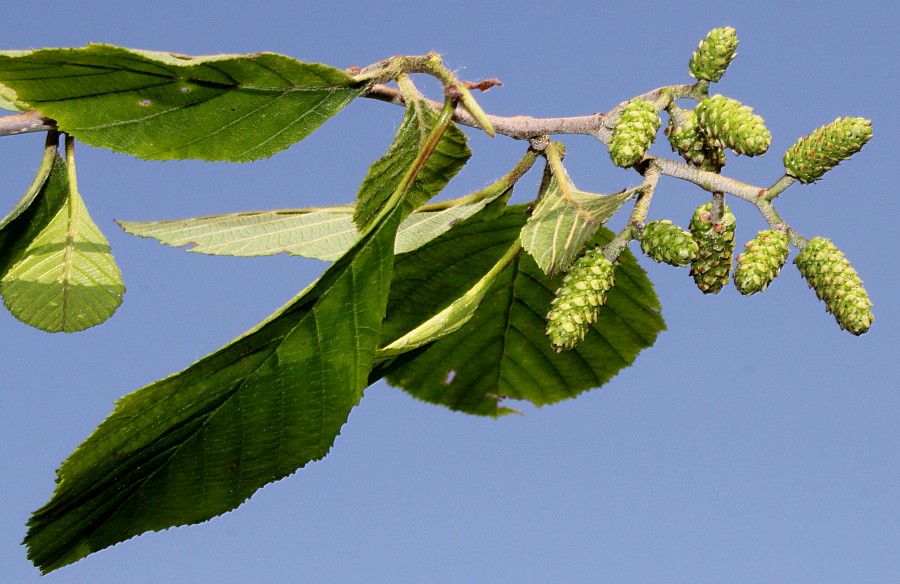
[377,204,664,416]
[353,97,470,229]
[24,195,403,573]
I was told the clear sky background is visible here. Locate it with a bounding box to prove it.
[1,1,897,583]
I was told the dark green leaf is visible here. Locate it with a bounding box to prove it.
[380,205,665,417]
[25,200,402,572]
[353,98,470,228]
[0,45,366,161]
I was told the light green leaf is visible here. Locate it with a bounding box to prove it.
[117,185,512,261]
[0,81,25,111]
[25,181,404,574]
[520,168,636,276]
[0,136,123,332]
[0,45,366,161]
[377,204,665,417]
[353,97,471,228]
[378,239,520,356]
[119,206,360,261]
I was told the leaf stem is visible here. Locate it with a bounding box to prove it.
[360,97,458,237]
[418,147,538,211]
[603,167,660,261]
[762,174,797,201]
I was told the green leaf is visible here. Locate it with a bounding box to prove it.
[0,135,56,239]
[520,168,635,276]
[0,81,25,111]
[119,206,360,261]
[118,185,511,262]
[0,45,366,161]
[0,135,123,332]
[379,204,664,417]
[378,239,520,356]
[353,97,471,228]
[25,188,404,573]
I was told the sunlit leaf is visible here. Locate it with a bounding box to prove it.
[117,186,511,261]
[0,45,366,161]
[520,169,635,276]
[378,204,664,417]
[0,81,25,111]
[0,136,123,332]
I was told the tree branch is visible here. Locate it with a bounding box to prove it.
[0,110,56,137]
[361,83,608,141]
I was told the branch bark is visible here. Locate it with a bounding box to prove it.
[0,110,56,137]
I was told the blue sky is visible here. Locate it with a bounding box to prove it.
[1,1,897,582]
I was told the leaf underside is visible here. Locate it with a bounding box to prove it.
[117,188,510,261]
[0,45,366,161]
[378,204,665,417]
[520,172,635,276]
[0,143,123,332]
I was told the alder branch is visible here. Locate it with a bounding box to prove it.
[361,83,608,140]
[360,82,702,143]
[0,110,56,137]
[0,82,793,240]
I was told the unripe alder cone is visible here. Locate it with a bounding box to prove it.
[696,94,771,157]
[689,202,736,294]
[689,27,739,82]
[734,229,790,295]
[609,99,661,168]
[794,237,873,335]
[545,246,617,352]
[640,220,699,267]
[665,109,726,171]
[783,117,873,183]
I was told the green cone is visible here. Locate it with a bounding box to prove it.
[689,202,736,294]
[640,220,699,267]
[689,27,739,83]
[794,237,873,335]
[665,108,726,171]
[734,229,790,295]
[696,94,771,157]
[783,117,873,183]
[546,246,617,351]
[609,99,661,168]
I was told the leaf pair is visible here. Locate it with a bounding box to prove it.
[0,133,123,332]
